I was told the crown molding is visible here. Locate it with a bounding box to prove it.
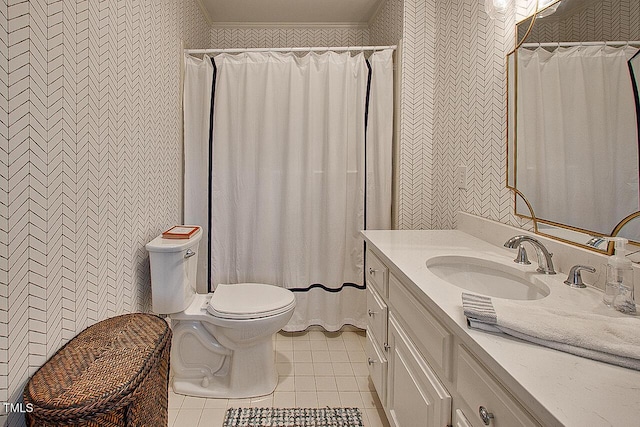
[210,22,370,30]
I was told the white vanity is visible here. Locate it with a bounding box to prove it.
[362,213,640,427]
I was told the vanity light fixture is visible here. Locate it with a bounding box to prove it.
[537,0,561,18]
[484,0,510,20]
[484,0,560,20]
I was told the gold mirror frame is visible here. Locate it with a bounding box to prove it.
[505,0,640,256]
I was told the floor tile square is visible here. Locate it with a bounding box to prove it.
[310,340,329,351]
[330,351,350,362]
[352,362,369,376]
[277,362,293,377]
[273,391,296,407]
[276,350,293,363]
[313,362,334,376]
[295,376,317,391]
[181,396,206,409]
[335,376,359,391]
[293,340,312,351]
[315,376,338,391]
[339,391,364,408]
[293,350,313,362]
[173,409,202,427]
[295,391,318,408]
[312,351,331,363]
[276,375,295,392]
[332,362,354,376]
[317,391,342,407]
[198,408,227,427]
[204,398,228,409]
[294,362,315,376]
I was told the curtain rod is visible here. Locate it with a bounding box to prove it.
[184,45,397,55]
[521,41,640,48]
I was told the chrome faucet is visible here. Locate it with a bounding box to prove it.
[586,236,606,248]
[564,265,596,288]
[504,235,556,275]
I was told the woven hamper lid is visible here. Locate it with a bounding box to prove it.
[23,313,170,422]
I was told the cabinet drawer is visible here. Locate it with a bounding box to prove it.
[453,409,474,427]
[457,346,540,427]
[388,274,453,380]
[365,333,387,405]
[366,249,388,297]
[366,285,388,349]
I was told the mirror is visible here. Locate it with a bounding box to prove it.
[507,0,640,253]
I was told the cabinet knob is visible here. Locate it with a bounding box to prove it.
[384,342,390,351]
[479,406,494,425]
[368,268,377,275]
[367,309,377,317]
[367,357,376,365]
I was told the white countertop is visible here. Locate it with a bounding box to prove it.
[362,229,640,427]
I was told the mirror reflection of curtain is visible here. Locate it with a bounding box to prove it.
[516,45,640,235]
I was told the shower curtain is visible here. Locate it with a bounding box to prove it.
[183,49,393,331]
[516,45,639,235]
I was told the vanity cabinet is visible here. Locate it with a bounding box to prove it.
[365,247,541,427]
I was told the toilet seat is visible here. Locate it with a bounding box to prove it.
[207,283,296,320]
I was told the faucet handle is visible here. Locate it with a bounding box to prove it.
[564,265,596,288]
[514,244,531,265]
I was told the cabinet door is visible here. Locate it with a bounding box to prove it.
[387,314,451,427]
[366,333,388,405]
[366,285,388,350]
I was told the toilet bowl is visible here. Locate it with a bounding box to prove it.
[146,228,296,398]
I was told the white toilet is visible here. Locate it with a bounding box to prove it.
[145,227,296,398]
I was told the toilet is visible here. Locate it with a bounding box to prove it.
[145,227,296,398]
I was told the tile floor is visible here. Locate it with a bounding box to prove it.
[168,329,390,427]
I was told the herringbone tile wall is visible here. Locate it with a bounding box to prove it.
[210,27,370,49]
[369,0,403,46]
[371,0,530,231]
[0,1,209,425]
[432,0,525,230]
[525,0,640,43]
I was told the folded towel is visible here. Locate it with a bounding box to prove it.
[462,292,640,370]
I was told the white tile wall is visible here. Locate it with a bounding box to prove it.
[0,1,210,425]
[371,0,530,232]
[210,26,370,49]
[526,0,640,43]
[368,0,403,46]
[426,0,536,233]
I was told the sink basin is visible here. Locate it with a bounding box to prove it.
[426,256,550,300]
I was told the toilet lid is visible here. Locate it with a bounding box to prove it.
[207,283,296,320]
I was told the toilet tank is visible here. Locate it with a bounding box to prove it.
[145,227,202,314]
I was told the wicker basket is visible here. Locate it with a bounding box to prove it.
[23,313,171,427]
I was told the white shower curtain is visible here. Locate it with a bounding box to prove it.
[516,45,639,235]
[184,50,393,331]
[183,54,214,292]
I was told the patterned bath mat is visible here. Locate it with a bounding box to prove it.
[222,407,364,427]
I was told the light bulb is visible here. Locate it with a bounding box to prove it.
[485,0,509,20]
[537,0,561,18]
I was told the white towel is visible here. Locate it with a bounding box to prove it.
[462,293,640,370]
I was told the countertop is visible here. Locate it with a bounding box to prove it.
[362,229,640,427]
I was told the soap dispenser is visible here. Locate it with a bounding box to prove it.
[603,237,635,314]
